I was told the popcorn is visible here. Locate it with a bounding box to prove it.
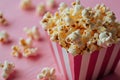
[36,4,46,16]
[23,47,37,57]
[40,19,54,31]
[37,68,56,80]
[50,32,58,41]
[68,44,81,56]
[72,4,83,16]
[0,12,7,25]
[40,0,120,55]
[20,0,32,10]
[98,26,106,33]
[66,30,81,44]
[11,45,21,57]
[24,26,40,40]
[82,8,92,19]
[46,0,55,8]
[97,31,113,47]
[82,29,92,39]
[12,39,38,57]
[88,44,98,53]
[0,61,15,80]
[58,2,67,12]
[64,14,73,26]
[19,38,32,48]
[0,31,9,43]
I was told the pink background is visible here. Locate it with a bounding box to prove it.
[0,0,120,80]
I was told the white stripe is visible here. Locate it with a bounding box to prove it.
[51,42,63,74]
[62,48,73,80]
[92,48,107,80]
[104,42,120,76]
[79,53,91,80]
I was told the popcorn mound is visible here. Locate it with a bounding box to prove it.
[40,0,120,56]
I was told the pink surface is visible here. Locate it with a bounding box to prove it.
[0,0,120,80]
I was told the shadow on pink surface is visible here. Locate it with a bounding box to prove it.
[101,73,120,80]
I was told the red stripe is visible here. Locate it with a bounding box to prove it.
[86,51,99,80]
[97,44,115,79]
[56,44,68,80]
[110,48,120,73]
[74,54,82,80]
[68,54,74,80]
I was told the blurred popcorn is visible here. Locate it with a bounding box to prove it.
[64,14,73,26]
[0,12,8,25]
[0,61,15,80]
[37,68,56,80]
[19,38,32,48]
[12,39,38,57]
[20,0,33,10]
[0,31,9,43]
[23,47,37,57]
[58,2,67,12]
[40,12,53,30]
[11,45,21,57]
[46,0,55,8]
[36,3,46,16]
[24,26,40,40]
[68,44,81,56]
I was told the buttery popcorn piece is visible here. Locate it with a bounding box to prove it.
[97,31,113,47]
[20,0,32,10]
[37,68,56,80]
[58,2,67,12]
[0,31,9,43]
[0,61,15,80]
[19,38,32,48]
[24,26,40,40]
[11,45,21,57]
[0,12,8,25]
[40,0,120,55]
[23,47,37,57]
[36,4,46,15]
[66,30,81,44]
[46,0,55,8]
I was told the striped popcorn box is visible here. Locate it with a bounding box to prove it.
[48,38,120,80]
[41,0,120,79]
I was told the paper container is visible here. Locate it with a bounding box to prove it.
[47,34,120,80]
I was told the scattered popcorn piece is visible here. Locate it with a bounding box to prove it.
[37,68,56,80]
[46,0,55,8]
[0,61,15,80]
[24,26,40,40]
[0,62,3,68]
[11,45,21,57]
[23,47,37,57]
[36,3,46,16]
[19,38,32,48]
[0,31,9,43]
[20,0,33,10]
[0,12,8,25]
[40,0,120,55]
